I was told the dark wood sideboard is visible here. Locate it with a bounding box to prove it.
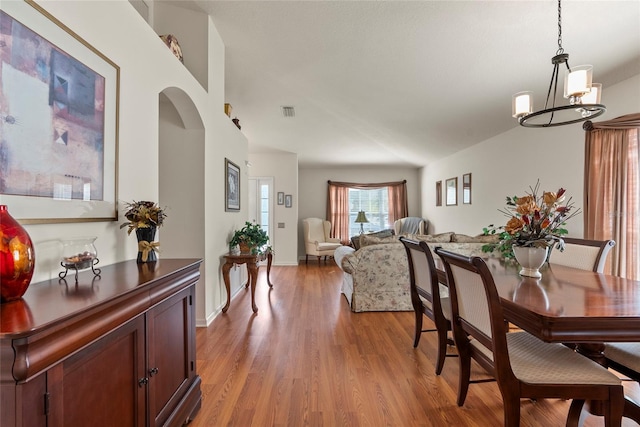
[0,258,203,427]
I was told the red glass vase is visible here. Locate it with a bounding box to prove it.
[0,205,35,302]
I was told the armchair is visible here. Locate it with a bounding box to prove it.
[303,218,341,264]
[394,217,428,235]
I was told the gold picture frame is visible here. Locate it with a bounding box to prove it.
[0,1,120,223]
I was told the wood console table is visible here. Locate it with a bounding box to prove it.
[0,259,203,427]
[221,251,273,314]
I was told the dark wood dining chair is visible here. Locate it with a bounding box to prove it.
[434,248,624,427]
[399,237,455,375]
[550,237,615,273]
[552,238,640,422]
[605,343,640,382]
[604,343,640,421]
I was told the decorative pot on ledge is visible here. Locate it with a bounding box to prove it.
[0,205,35,302]
[513,245,548,278]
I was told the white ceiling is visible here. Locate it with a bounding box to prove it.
[191,1,640,168]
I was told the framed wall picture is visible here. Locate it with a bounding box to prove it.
[277,192,284,205]
[225,158,240,211]
[0,1,119,223]
[446,177,458,206]
[463,173,472,204]
[284,194,292,208]
[435,181,442,206]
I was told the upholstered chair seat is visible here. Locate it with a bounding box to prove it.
[605,343,640,381]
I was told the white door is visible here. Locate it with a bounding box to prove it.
[248,177,274,254]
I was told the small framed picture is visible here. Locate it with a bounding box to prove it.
[277,192,284,205]
[446,177,458,206]
[225,158,240,212]
[285,194,292,208]
[463,173,472,204]
[435,181,442,207]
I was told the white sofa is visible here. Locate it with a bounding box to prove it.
[335,232,499,312]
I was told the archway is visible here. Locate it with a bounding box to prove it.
[158,87,206,320]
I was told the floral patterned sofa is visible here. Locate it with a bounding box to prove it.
[335,232,499,312]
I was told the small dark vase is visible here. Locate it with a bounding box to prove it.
[135,227,158,263]
[0,205,35,302]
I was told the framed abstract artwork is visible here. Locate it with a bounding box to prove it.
[225,158,240,212]
[435,181,442,206]
[277,192,284,205]
[0,1,120,223]
[284,194,292,208]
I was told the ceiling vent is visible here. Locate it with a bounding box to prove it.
[281,106,295,118]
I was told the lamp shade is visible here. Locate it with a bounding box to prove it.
[564,65,593,99]
[581,83,602,104]
[355,211,369,223]
[512,91,533,118]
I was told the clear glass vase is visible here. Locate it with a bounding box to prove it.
[60,237,98,271]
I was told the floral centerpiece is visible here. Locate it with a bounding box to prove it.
[229,222,269,255]
[120,200,166,234]
[120,201,166,262]
[482,181,581,261]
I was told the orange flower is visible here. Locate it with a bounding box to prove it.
[543,191,557,205]
[516,200,537,215]
[505,217,524,235]
[515,195,534,206]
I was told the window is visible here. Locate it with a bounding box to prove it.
[260,183,270,238]
[327,180,407,244]
[348,188,389,237]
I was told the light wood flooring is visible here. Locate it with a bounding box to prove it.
[192,261,640,426]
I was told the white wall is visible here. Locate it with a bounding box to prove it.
[298,166,421,258]
[420,74,640,237]
[153,2,209,90]
[10,0,248,327]
[248,152,299,265]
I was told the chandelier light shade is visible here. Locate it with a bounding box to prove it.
[355,211,369,234]
[512,91,533,119]
[513,0,605,128]
[564,65,592,100]
[581,83,602,105]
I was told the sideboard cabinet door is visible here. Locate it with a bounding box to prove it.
[148,285,198,426]
[47,315,146,427]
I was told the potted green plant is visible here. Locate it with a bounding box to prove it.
[229,222,269,255]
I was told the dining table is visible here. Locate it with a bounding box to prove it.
[435,256,640,423]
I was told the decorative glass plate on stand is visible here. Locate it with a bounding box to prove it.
[59,237,101,283]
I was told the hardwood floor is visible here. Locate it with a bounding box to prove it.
[192,262,640,426]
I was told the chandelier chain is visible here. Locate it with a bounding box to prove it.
[556,0,564,54]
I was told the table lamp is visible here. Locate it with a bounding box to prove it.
[355,211,369,234]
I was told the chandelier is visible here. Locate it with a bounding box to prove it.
[512,0,606,127]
